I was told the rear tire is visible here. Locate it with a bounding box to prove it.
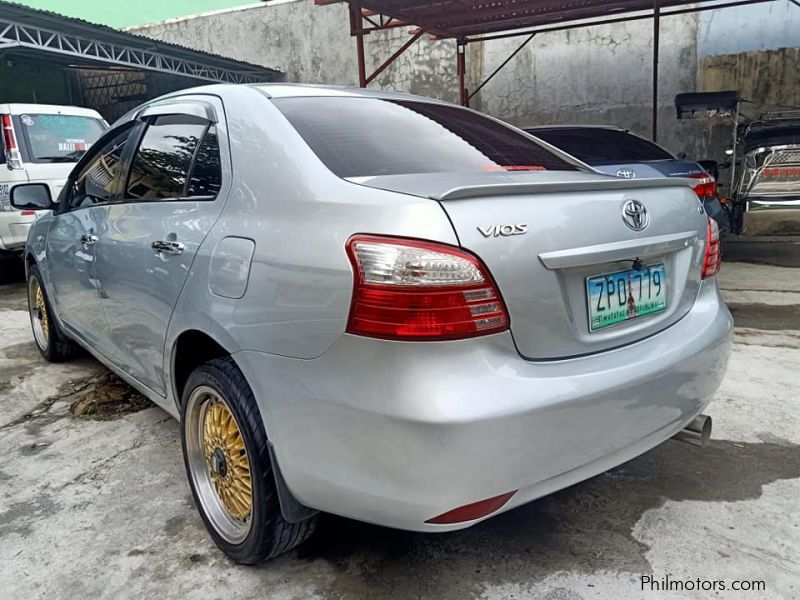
[27,264,79,362]
[180,357,317,564]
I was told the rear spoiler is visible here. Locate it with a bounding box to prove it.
[675,91,740,119]
[434,177,694,201]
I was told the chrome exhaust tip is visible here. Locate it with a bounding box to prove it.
[672,415,712,447]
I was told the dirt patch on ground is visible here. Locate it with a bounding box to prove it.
[69,372,151,420]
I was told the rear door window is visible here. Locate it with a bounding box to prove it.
[186,126,222,198]
[15,114,106,164]
[530,128,673,165]
[124,115,220,201]
[272,97,578,178]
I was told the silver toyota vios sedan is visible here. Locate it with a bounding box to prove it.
[11,84,732,564]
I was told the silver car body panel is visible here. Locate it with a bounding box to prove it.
[23,83,732,531]
[235,279,731,531]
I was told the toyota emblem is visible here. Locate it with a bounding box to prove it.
[616,168,636,179]
[621,199,649,231]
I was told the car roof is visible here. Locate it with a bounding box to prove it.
[0,103,104,118]
[525,124,627,132]
[251,83,451,104]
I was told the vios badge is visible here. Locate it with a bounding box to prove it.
[621,199,649,231]
[478,224,528,238]
[616,168,636,179]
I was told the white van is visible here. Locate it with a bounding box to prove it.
[0,103,107,254]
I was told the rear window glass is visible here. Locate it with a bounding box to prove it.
[16,114,106,163]
[272,97,577,178]
[530,128,673,165]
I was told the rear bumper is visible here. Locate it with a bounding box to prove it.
[234,279,733,531]
[0,211,37,251]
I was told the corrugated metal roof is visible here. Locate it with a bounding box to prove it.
[0,0,281,79]
[336,0,774,38]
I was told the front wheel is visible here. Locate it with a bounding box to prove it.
[181,357,317,564]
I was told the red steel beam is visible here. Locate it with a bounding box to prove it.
[456,39,468,106]
[652,0,661,141]
[348,2,367,86]
[365,28,426,85]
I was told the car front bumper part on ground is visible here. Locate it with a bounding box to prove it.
[234,279,733,532]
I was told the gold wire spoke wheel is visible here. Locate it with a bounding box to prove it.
[28,277,50,351]
[202,401,253,519]
[185,386,254,544]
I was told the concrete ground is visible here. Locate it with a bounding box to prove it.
[1,257,799,600]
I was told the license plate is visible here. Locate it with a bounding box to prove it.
[586,263,667,332]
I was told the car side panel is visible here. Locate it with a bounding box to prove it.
[95,96,232,397]
[163,87,458,408]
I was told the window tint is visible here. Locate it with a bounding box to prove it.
[186,126,222,197]
[272,97,577,178]
[16,114,105,164]
[66,128,131,210]
[125,115,208,200]
[530,128,673,165]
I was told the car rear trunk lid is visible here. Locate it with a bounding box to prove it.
[352,171,709,359]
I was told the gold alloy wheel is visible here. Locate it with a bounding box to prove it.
[28,277,50,351]
[35,286,49,341]
[185,386,254,544]
[202,400,253,520]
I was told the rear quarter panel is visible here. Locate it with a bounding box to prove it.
[164,87,457,402]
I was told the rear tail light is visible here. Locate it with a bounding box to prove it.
[689,172,717,198]
[1,114,24,170]
[345,235,509,341]
[702,217,720,279]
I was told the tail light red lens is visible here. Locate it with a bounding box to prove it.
[425,491,516,524]
[702,217,720,279]
[689,172,717,198]
[345,235,509,341]
[2,114,16,150]
[1,114,24,170]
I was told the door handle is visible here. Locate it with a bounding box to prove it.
[152,240,185,255]
[80,234,98,246]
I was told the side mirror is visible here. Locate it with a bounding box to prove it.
[10,183,54,211]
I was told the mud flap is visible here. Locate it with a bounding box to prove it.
[267,441,318,523]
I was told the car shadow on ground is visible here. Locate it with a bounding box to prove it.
[288,435,800,598]
[0,257,26,311]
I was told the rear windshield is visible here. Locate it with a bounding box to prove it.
[15,114,106,163]
[530,128,673,165]
[272,97,577,178]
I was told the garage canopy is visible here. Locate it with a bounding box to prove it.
[321,0,773,39]
[0,0,282,120]
[318,0,782,140]
[0,1,279,83]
